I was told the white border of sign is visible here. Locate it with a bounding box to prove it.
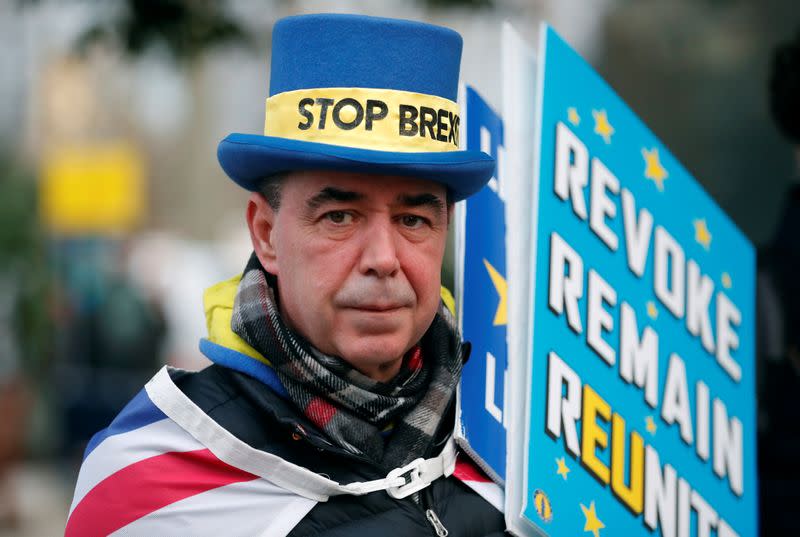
[454,81,470,469]
[503,21,544,536]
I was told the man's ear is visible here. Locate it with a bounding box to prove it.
[246,193,279,275]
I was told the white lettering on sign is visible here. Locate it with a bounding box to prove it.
[644,445,678,537]
[543,349,742,537]
[713,397,744,496]
[686,260,715,354]
[586,269,617,366]
[716,292,742,382]
[548,231,584,334]
[690,490,719,537]
[554,121,589,220]
[545,351,582,457]
[621,188,654,277]
[654,226,686,319]
[662,353,693,445]
[589,157,620,251]
[551,122,745,384]
[484,351,504,426]
[619,302,659,408]
[541,120,751,535]
[695,380,710,461]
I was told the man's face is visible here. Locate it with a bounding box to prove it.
[252,170,450,380]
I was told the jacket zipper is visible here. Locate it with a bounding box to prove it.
[425,508,449,536]
[422,391,456,536]
[420,485,449,536]
[407,388,459,536]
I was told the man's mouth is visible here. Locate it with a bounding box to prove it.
[347,304,406,312]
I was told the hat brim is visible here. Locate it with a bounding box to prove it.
[217,133,495,202]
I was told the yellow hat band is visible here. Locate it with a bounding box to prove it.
[264,87,460,153]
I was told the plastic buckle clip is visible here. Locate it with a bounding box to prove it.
[386,458,429,499]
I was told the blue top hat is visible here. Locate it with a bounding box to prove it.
[217,13,495,201]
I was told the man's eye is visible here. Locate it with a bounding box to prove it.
[324,211,352,225]
[400,215,427,229]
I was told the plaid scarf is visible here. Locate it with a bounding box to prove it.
[230,254,465,470]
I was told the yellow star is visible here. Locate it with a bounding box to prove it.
[568,107,581,126]
[556,457,570,480]
[722,272,732,289]
[641,147,669,191]
[645,416,657,435]
[592,109,614,144]
[646,301,658,320]
[581,501,605,537]
[694,219,712,251]
[483,259,508,326]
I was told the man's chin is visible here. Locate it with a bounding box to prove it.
[335,335,412,372]
[339,341,408,363]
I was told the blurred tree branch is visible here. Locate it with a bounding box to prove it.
[19,0,253,62]
[421,0,493,7]
[0,156,51,377]
[17,0,497,61]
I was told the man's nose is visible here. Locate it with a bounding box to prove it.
[358,218,400,278]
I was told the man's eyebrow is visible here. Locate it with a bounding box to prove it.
[305,187,365,211]
[396,192,446,214]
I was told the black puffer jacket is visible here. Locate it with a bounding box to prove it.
[176,364,507,536]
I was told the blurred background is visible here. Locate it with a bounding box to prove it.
[0,0,797,535]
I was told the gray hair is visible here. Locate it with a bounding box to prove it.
[259,172,289,210]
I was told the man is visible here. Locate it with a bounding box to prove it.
[66,13,506,536]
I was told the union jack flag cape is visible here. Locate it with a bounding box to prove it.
[66,367,503,536]
[66,367,319,536]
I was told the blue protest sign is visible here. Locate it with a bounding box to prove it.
[512,26,757,537]
[455,85,508,483]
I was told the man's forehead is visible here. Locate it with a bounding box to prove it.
[304,186,445,212]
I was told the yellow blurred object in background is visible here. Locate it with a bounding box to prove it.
[39,143,145,235]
